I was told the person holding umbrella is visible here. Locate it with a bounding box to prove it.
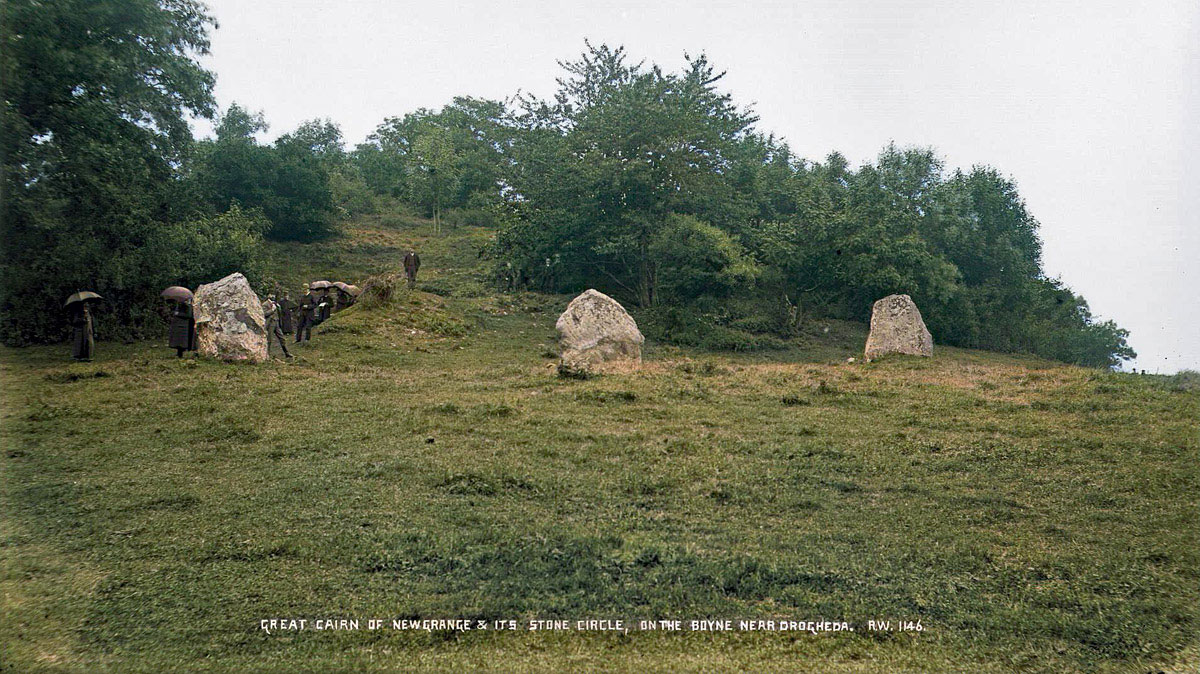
[331,282,351,313]
[64,291,101,361]
[311,281,332,323]
[162,286,196,358]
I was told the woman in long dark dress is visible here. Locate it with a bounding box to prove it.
[168,300,196,357]
[70,303,94,361]
[278,294,295,334]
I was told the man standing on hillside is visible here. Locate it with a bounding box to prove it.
[404,251,421,288]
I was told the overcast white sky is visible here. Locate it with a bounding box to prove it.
[195,0,1198,373]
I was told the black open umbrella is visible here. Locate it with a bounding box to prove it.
[64,291,102,308]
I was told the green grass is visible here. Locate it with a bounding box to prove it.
[2,212,1197,672]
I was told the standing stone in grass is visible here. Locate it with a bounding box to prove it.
[556,289,644,371]
[864,294,933,361]
[193,272,268,363]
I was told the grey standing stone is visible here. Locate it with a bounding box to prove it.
[556,289,644,370]
[193,273,268,363]
[864,294,933,361]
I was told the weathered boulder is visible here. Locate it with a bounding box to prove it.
[556,289,644,369]
[864,294,933,361]
[193,273,267,363]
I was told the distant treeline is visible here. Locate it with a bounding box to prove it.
[0,2,1132,366]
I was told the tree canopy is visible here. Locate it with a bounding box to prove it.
[0,0,265,344]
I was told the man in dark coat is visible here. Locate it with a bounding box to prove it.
[70,302,95,361]
[295,285,316,343]
[403,251,420,287]
[168,300,196,357]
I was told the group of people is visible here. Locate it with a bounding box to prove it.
[64,245,425,361]
[261,280,361,357]
[64,279,364,361]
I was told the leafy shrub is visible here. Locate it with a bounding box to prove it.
[557,361,594,380]
[357,272,406,308]
[649,214,759,303]
[677,360,726,376]
[329,168,378,218]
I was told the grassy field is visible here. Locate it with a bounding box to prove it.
[2,213,1197,672]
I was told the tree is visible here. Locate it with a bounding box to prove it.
[353,97,511,223]
[191,106,337,242]
[192,104,275,216]
[0,0,263,344]
[267,128,337,241]
[410,125,459,234]
[502,42,758,307]
[277,119,345,168]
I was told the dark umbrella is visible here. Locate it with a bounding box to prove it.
[64,291,102,308]
[161,286,194,302]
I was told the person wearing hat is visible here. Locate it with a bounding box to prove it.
[262,296,292,358]
[295,284,317,343]
[327,284,340,314]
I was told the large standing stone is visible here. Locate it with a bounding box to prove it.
[864,294,933,361]
[556,289,644,369]
[193,273,267,363]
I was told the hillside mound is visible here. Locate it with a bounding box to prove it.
[321,271,471,339]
